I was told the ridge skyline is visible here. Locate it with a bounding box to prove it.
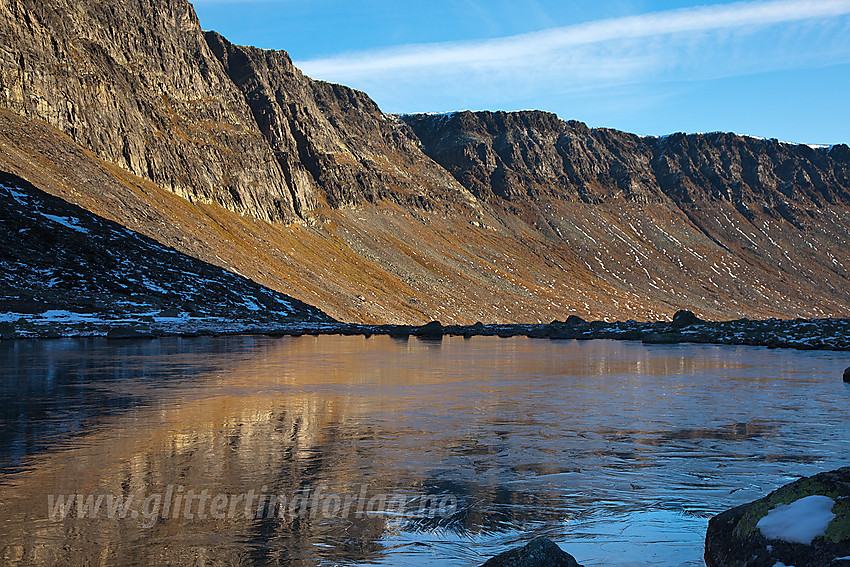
[194,0,850,147]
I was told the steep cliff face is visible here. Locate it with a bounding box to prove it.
[0,0,299,221]
[403,111,850,208]
[203,32,470,213]
[404,111,850,320]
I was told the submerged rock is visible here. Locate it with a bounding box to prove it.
[705,467,850,567]
[480,538,583,567]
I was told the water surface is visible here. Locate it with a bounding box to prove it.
[1,336,848,566]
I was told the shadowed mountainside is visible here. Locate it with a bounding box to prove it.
[0,170,331,337]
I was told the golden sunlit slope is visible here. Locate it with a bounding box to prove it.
[2,109,849,325]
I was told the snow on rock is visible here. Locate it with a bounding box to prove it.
[757,495,836,545]
[39,213,90,234]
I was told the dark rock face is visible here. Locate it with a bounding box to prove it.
[0,171,331,335]
[480,537,583,567]
[705,467,850,567]
[403,111,658,204]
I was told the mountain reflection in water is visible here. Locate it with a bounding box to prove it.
[1,336,847,566]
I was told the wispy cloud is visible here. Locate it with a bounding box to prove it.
[295,0,850,112]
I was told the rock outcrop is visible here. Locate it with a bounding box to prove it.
[204,32,469,213]
[705,467,850,567]
[480,537,584,567]
[403,111,850,208]
[0,0,303,221]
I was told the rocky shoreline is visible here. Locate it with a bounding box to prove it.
[1,310,849,351]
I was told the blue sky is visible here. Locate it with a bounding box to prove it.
[193,0,850,145]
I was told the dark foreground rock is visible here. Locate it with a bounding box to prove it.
[480,538,583,567]
[844,367,850,382]
[705,467,850,567]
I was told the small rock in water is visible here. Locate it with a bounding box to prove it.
[844,367,850,383]
[480,537,583,567]
[0,321,15,339]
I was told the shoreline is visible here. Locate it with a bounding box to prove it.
[2,311,848,351]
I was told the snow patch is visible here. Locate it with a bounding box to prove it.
[757,495,836,545]
[39,213,90,234]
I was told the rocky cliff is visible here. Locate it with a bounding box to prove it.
[404,111,850,320]
[0,0,849,325]
[204,32,470,214]
[403,111,850,209]
[0,0,301,221]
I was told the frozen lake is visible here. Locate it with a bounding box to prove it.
[1,335,848,566]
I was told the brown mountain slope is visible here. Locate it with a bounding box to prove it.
[404,111,850,320]
[2,107,849,324]
[0,109,648,324]
[0,0,848,324]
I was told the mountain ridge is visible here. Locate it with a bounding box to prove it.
[1,0,848,325]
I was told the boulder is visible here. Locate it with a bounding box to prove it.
[705,467,850,567]
[414,321,444,338]
[564,315,588,327]
[671,309,704,329]
[480,537,583,567]
[844,367,850,383]
[388,326,411,339]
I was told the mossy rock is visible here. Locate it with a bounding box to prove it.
[705,467,850,567]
